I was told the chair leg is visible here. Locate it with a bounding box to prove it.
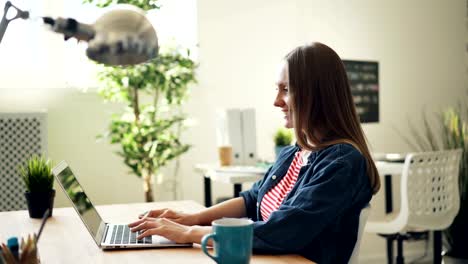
[396,236,405,264]
[386,237,394,264]
[433,231,442,264]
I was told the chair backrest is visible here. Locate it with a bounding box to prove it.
[400,149,462,230]
[348,206,370,264]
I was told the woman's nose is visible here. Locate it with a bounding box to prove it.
[273,96,282,107]
[274,93,285,107]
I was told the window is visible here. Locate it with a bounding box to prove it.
[0,0,197,90]
[63,0,198,90]
[0,0,54,88]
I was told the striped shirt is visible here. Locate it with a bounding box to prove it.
[260,150,304,221]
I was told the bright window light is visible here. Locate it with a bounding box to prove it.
[63,0,198,90]
[0,0,197,90]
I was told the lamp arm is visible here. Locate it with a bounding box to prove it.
[0,1,29,44]
[0,2,157,65]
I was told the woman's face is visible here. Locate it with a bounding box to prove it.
[274,62,293,128]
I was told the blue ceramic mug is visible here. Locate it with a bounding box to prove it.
[201,218,254,264]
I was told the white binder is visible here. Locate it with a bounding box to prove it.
[226,109,244,165]
[241,108,257,165]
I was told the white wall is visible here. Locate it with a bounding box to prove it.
[195,0,467,261]
[0,0,466,262]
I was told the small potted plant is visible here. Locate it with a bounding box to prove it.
[274,127,294,159]
[18,155,55,218]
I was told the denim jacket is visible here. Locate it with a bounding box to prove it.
[240,143,372,263]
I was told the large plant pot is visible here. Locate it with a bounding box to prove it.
[443,255,468,264]
[443,197,468,260]
[24,189,55,218]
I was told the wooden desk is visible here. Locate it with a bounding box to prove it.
[0,200,311,263]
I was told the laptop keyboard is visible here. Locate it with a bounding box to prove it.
[109,225,152,244]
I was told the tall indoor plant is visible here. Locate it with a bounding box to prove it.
[402,104,467,260]
[85,0,197,202]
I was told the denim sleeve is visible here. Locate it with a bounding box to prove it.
[251,159,359,252]
[239,166,273,221]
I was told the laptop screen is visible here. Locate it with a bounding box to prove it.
[52,161,104,245]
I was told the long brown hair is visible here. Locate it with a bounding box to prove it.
[285,42,380,194]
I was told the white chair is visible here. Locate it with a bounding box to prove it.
[349,206,370,264]
[365,149,463,264]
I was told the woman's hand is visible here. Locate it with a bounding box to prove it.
[129,217,192,243]
[128,217,212,244]
[138,208,200,226]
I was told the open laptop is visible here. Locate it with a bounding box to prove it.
[52,161,192,249]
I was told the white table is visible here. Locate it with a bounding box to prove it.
[195,161,404,207]
[194,164,267,207]
[375,161,405,175]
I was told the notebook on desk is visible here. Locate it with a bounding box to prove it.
[52,161,192,250]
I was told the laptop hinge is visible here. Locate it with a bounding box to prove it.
[102,223,110,244]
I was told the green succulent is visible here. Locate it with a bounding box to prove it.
[18,155,54,193]
[274,127,294,147]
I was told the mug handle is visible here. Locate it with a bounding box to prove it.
[201,233,218,263]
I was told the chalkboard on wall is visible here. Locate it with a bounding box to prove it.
[342,60,379,123]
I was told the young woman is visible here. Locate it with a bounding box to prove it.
[128,42,380,263]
